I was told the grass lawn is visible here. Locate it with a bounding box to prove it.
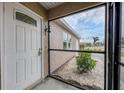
[121,52,124,57]
[83,46,104,51]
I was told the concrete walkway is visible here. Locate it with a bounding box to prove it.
[32,77,79,90]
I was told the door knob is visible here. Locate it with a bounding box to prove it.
[38,48,42,56]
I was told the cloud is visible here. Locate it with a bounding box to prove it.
[63,6,105,43]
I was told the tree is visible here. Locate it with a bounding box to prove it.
[93,37,99,45]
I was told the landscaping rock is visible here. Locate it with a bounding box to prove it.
[53,54,104,90]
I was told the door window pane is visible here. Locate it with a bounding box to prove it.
[16,11,37,27]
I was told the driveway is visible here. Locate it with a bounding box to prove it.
[92,53,124,89]
[91,54,104,62]
[121,48,124,52]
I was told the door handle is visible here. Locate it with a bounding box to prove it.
[38,48,42,56]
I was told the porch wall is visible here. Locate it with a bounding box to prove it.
[50,22,78,73]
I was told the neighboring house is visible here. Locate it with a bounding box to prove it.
[50,19,80,73]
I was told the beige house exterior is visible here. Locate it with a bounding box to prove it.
[50,20,80,73]
[0,2,102,89]
[21,2,101,78]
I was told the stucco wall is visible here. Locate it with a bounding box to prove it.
[50,22,79,73]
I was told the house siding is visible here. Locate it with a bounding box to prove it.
[50,22,79,73]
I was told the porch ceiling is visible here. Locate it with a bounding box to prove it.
[39,2,102,20]
[39,2,64,10]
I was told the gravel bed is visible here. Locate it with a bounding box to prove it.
[52,54,104,90]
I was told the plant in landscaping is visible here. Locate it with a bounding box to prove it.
[76,52,96,73]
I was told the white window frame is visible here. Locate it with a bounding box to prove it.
[63,31,72,49]
[68,34,72,49]
[63,31,68,49]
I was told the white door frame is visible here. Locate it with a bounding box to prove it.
[0,2,45,89]
[0,2,4,90]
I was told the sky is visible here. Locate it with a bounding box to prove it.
[122,3,124,38]
[63,6,105,43]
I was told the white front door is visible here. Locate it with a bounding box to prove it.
[3,3,42,89]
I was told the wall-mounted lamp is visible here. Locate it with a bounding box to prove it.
[44,25,48,35]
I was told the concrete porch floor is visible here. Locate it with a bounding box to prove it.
[32,77,79,90]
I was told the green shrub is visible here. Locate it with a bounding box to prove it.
[76,53,96,73]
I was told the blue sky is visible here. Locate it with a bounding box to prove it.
[63,6,105,43]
